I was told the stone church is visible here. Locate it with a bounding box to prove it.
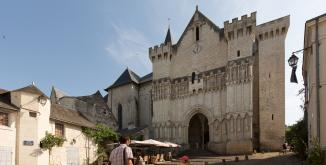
[105,7,289,154]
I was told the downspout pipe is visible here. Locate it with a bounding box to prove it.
[315,17,321,142]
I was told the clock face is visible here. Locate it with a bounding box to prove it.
[193,44,201,54]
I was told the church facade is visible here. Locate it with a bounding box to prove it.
[106,8,289,154]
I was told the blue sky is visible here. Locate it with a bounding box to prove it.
[0,0,325,125]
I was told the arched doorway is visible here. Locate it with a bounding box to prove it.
[188,113,209,150]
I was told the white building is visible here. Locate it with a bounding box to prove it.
[0,85,98,165]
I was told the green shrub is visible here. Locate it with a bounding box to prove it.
[82,124,118,157]
[308,138,324,165]
[40,132,66,151]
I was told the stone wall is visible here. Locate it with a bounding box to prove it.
[109,10,288,154]
[107,84,139,129]
[256,16,289,151]
[139,82,152,127]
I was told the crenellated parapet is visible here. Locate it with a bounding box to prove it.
[149,42,174,63]
[255,15,290,41]
[224,12,257,40]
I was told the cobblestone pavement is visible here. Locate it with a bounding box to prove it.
[156,152,305,165]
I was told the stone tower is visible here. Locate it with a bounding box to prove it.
[107,7,289,154]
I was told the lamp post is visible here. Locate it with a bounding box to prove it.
[288,53,299,83]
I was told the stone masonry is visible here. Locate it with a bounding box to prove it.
[106,7,289,154]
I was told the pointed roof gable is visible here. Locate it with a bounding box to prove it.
[75,91,108,109]
[164,28,172,44]
[105,68,140,91]
[175,9,220,46]
[12,85,48,98]
[50,86,68,103]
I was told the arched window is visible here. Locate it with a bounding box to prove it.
[196,27,199,41]
[191,72,196,84]
[118,104,122,129]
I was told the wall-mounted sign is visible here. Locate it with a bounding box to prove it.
[23,141,34,146]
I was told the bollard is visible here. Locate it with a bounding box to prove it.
[204,161,208,165]
[235,156,239,162]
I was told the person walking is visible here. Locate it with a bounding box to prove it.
[109,136,134,165]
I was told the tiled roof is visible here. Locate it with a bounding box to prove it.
[50,104,95,128]
[0,92,19,111]
[12,85,48,98]
[0,88,7,94]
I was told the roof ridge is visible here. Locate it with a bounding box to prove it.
[105,68,140,90]
[174,9,220,46]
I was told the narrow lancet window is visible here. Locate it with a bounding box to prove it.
[196,27,199,41]
[192,72,196,84]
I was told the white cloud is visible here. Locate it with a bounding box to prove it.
[106,22,152,75]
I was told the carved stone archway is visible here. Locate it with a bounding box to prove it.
[188,113,209,149]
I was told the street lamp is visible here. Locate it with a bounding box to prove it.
[288,53,299,83]
[288,54,299,68]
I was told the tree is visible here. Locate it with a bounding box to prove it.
[40,132,66,165]
[82,124,118,160]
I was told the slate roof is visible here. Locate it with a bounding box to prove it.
[105,68,140,91]
[164,28,172,44]
[139,72,153,83]
[75,91,108,110]
[50,104,95,128]
[106,68,152,90]
[0,92,19,111]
